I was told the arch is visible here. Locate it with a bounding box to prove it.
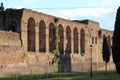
[73,27,78,53]
[92,37,94,44]
[107,35,111,54]
[66,26,71,53]
[108,35,111,47]
[95,37,97,44]
[80,28,85,54]
[98,30,102,38]
[27,17,36,52]
[103,34,105,38]
[39,20,46,52]
[103,34,106,42]
[49,22,55,52]
[58,24,64,54]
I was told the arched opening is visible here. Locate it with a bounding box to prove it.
[95,37,97,44]
[66,26,71,53]
[80,29,85,54]
[39,20,46,52]
[98,30,102,38]
[92,37,94,44]
[27,17,36,52]
[103,34,105,38]
[73,27,78,53]
[108,35,111,54]
[58,24,64,54]
[49,22,55,52]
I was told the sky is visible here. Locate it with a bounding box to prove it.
[1,0,120,31]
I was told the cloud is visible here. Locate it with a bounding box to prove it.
[57,7,115,18]
[13,0,40,9]
[47,0,117,19]
[23,0,39,4]
[99,0,119,7]
[101,0,112,6]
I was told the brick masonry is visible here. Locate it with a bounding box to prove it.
[0,6,115,75]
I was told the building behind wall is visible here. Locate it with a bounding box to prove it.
[0,3,115,76]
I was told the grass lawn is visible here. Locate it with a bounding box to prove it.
[43,71,120,80]
[0,71,120,80]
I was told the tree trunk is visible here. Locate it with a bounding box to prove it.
[105,62,107,72]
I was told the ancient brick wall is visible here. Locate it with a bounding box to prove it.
[0,31,25,67]
[20,8,114,72]
[0,8,115,76]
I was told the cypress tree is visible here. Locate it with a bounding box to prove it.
[112,7,120,74]
[102,36,110,71]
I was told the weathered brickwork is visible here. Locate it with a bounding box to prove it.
[0,4,115,75]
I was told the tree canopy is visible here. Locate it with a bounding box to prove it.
[112,7,120,74]
[102,36,110,64]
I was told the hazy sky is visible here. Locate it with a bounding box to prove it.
[1,0,120,31]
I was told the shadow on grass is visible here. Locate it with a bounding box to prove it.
[71,71,120,80]
[0,71,119,80]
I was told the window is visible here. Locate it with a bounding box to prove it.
[95,37,97,44]
[58,24,64,54]
[80,29,85,54]
[73,27,78,53]
[98,30,102,38]
[92,37,94,44]
[66,26,71,53]
[27,17,36,52]
[49,23,55,52]
[39,20,46,52]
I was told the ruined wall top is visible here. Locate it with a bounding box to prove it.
[0,30,21,46]
[0,7,112,34]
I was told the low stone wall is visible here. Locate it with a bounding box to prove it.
[0,64,58,77]
[0,30,115,77]
[71,62,115,72]
[0,30,21,47]
[0,30,24,68]
[0,62,115,77]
